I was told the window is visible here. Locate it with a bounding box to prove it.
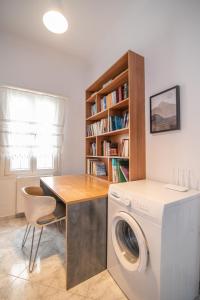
[0,86,66,176]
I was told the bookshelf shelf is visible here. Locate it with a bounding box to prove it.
[86,155,129,159]
[85,50,145,182]
[98,128,129,137]
[86,127,129,138]
[86,98,129,121]
[109,98,129,111]
[87,109,108,121]
[86,93,97,103]
[98,69,128,96]
[86,69,128,102]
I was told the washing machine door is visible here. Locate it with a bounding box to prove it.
[112,211,148,272]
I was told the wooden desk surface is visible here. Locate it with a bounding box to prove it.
[40,174,109,205]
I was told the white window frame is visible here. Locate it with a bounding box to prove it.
[0,85,66,178]
[4,155,59,176]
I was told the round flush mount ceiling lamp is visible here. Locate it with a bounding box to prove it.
[43,10,68,34]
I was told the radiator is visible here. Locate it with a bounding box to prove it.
[16,176,40,213]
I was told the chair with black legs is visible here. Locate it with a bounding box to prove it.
[21,186,66,272]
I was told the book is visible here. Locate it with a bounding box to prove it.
[106,93,112,108]
[102,140,118,156]
[120,165,129,181]
[91,103,97,116]
[90,142,96,156]
[123,82,128,99]
[100,96,107,111]
[118,86,123,101]
[121,139,129,157]
[109,111,129,131]
[87,118,108,136]
[119,160,129,181]
[87,159,106,176]
[111,91,117,105]
[112,159,129,183]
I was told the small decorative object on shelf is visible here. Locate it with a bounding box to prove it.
[150,85,180,133]
[101,140,118,156]
[85,50,145,182]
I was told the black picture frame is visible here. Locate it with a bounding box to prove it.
[150,85,180,133]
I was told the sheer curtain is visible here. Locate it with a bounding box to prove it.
[0,86,66,175]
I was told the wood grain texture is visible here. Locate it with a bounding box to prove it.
[85,50,146,182]
[40,175,109,205]
[128,50,146,180]
[86,52,128,95]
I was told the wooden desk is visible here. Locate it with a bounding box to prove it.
[40,175,109,289]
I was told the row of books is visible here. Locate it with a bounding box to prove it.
[89,142,96,156]
[112,159,129,183]
[102,141,118,156]
[87,118,108,136]
[109,111,129,131]
[100,82,128,111]
[88,139,128,157]
[86,159,106,176]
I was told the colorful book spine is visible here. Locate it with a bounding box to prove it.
[91,103,97,115]
[123,82,128,99]
[87,159,106,176]
[118,86,123,101]
[121,139,129,157]
[87,118,108,136]
[111,159,129,183]
[90,142,96,156]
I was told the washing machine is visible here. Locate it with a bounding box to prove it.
[107,179,200,300]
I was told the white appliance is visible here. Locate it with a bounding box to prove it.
[107,180,200,300]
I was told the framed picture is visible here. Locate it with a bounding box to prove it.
[150,85,180,133]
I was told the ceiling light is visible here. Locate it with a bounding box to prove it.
[43,11,68,34]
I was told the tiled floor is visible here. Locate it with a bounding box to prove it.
[0,217,127,300]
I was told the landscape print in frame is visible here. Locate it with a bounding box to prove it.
[150,85,180,133]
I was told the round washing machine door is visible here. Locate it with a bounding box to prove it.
[112,211,148,272]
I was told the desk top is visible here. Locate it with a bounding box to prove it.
[40,174,109,205]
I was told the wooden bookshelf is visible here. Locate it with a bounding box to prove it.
[85,50,145,182]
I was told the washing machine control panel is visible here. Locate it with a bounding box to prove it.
[109,187,163,224]
[110,192,131,207]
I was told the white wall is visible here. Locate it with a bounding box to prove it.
[0,32,90,216]
[89,0,200,188]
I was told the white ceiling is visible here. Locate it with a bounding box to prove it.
[0,0,132,61]
[0,0,195,62]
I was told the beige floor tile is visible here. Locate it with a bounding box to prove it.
[0,247,28,277]
[0,217,26,234]
[86,270,126,300]
[2,277,85,300]
[0,274,18,300]
[0,217,127,300]
[19,253,66,290]
[2,277,57,300]
[69,270,127,300]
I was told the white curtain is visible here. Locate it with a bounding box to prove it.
[0,86,65,174]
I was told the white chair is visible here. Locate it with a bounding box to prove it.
[21,186,66,272]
